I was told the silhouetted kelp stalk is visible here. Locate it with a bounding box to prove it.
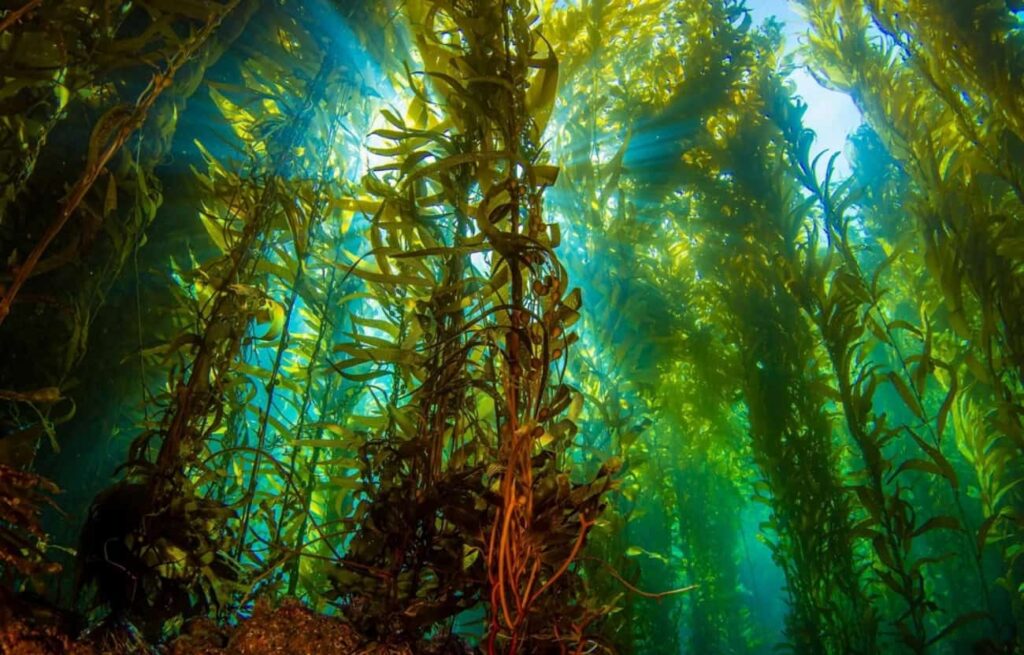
[545,1,880,651]
[865,0,1024,202]
[231,95,364,599]
[275,239,353,597]
[775,101,966,653]
[163,1,373,602]
[219,88,366,594]
[0,2,257,535]
[75,9,353,634]
[230,54,345,565]
[800,0,1024,635]
[0,0,243,327]
[720,240,872,654]
[542,1,750,651]
[0,0,259,616]
[637,6,880,652]
[0,0,149,222]
[769,76,997,652]
[862,2,1024,410]
[317,0,619,652]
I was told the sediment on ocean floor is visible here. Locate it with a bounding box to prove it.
[2,598,479,655]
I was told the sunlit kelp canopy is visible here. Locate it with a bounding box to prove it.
[0,1,1022,653]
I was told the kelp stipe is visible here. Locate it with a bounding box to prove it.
[800,0,1024,643]
[322,2,616,651]
[76,15,347,635]
[2,1,1023,653]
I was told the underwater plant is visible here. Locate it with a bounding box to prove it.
[319,2,620,651]
[1,1,1023,654]
[800,0,1024,641]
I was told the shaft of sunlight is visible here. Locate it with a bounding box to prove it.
[747,0,862,178]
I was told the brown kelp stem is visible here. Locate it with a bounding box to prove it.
[325,1,607,651]
[277,239,346,593]
[0,0,241,326]
[0,0,42,34]
[233,56,341,559]
[775,87,995,645]
[800,0,1024,631]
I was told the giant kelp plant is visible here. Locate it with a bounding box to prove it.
[1,1,1023,654]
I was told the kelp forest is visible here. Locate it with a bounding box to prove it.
[1,0,1023,653]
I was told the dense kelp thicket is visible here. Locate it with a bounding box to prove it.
[1,1,1023,654]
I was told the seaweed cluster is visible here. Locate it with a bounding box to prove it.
[1,1,1023,654]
